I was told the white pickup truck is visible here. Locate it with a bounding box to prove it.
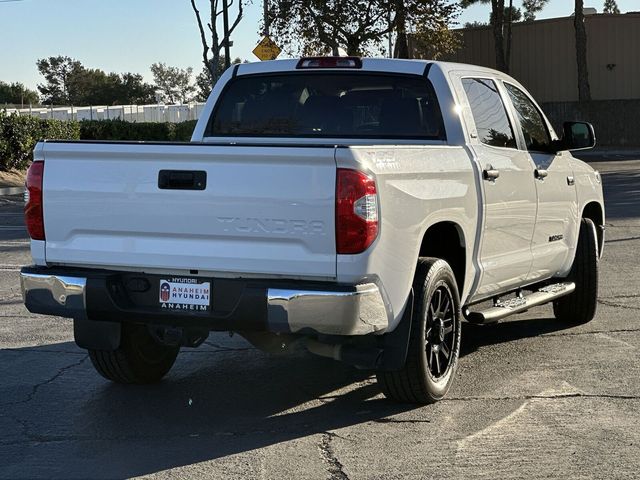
[21,58,604,404]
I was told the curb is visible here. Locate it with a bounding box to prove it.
[0,187,24,196]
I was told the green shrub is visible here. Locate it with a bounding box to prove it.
[0,114,197,172]
[0,110,80,171]
[173,120,198,141]
[79,119,197,142]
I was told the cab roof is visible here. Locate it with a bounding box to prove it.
[234,58,517,84]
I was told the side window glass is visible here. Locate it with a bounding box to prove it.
[505,83,552,152]
[461,78,517,149]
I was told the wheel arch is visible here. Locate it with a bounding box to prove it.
[418,221,467,295]
[581,201,604,257]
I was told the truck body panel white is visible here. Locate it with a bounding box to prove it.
[335,145,478,330]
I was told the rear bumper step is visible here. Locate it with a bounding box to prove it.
[465,282,576,324]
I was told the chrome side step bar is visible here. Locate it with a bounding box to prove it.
[465,282,576,324]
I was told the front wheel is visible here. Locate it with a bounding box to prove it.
[553,218,599,324]
[89,323,179,384]
[376,258,462,404]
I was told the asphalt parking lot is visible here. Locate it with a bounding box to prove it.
[1,159,639,479]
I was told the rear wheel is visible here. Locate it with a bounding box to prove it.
[376,258,462,404]
[89,323,179,384]
[553,218,599,324]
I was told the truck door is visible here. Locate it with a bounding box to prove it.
[502,82,579,283]
[459,77,538,300]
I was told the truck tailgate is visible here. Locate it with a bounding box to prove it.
[41,142,337,279]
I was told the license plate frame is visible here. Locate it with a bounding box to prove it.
[159,277,211,312]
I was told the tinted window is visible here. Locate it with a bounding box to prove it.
[207,73,444,139]
[505,83,552,152]
[462,78,516,149]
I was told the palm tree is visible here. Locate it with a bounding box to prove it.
[574,0,591,101]
[461,0,508,72]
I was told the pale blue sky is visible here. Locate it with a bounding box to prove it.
[0,0,637,89]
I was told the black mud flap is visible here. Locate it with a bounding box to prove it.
[376,289,414,371]
[74,318,121,351]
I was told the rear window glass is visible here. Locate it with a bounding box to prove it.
[206,73,445,139]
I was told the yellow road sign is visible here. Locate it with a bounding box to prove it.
[253,36,281,61]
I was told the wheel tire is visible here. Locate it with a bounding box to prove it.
[376,258,462,404]
[553,218,599,324]
[89,323,179,384]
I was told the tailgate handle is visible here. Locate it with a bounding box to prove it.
[158,170,207,190]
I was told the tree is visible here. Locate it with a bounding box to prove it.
[150,63,196,104]
[269,1,392,56]
[69,71,155,105]
[36,56,82,104]
[461,0,545,72]
[189,0,245,87]
[394,0,460,60]
[38,57,113,105]
[195,56,242,101]
[603,0,620,14]
[490,5,522,24]
[66,67,111,105]
[112,73,156,104]
[463,6,524,28]
[37,56,156,105]
[412,24,462,59]
[574,0,591,101]
[461,0,508,72]
[501,3,523,71]
[522,0,549,21]
[269,0,459,58]
[394,0,410,59]
[464,20,488,28]
[0,82,39,106]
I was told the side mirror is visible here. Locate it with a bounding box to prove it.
[558,121,596,151]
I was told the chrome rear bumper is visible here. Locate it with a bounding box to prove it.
[21,272,87,320]
[20,269,388,336]
[267,283,388,335]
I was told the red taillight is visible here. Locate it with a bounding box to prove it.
[296,56,362,69]
[336,169,378,254]
[25,161,45,241]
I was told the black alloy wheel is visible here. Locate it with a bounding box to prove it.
[376,258,462,404]
[425,284,456,380]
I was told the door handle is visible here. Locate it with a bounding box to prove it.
[483,165,500,181]
[535,169,548,180]
[158,170,207,190]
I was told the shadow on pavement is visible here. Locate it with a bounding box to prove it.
[600,170,640,220]
[0,341,412,478]
[461,317,572,357]
[0,311,578,478]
